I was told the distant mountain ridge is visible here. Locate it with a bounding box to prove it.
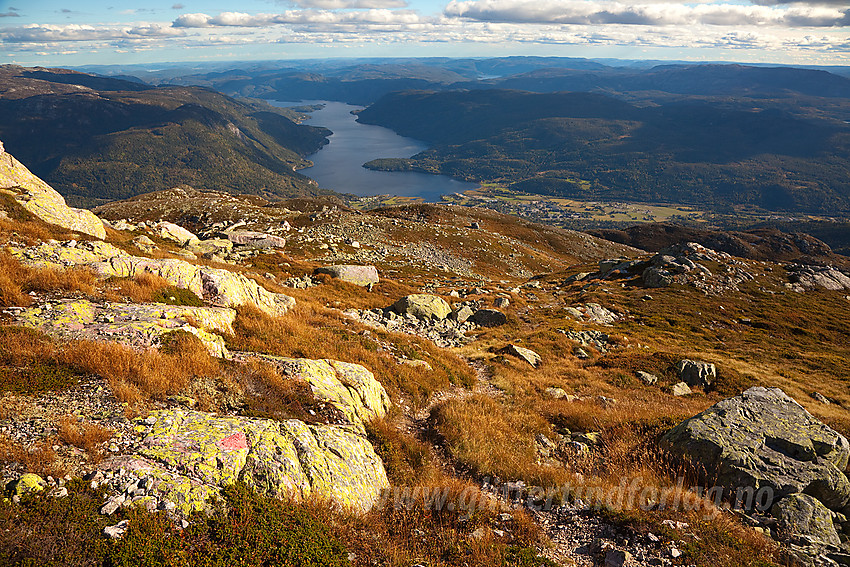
[0,65,334,207]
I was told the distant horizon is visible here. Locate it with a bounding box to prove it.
[20,55,850,76]
[1,0,849,68]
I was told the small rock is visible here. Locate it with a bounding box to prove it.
[812,392,831,404]
[494,297,510,309]
[104,519,130,539]
[498,344,541,367]
[9,474,45,496]
[637,371,658,385]
[671,382,692,396]
[676,359,716,389]
[574,348,590,360]
[100,496,124,515]
[604,549,632,567]
[545,387,568,399]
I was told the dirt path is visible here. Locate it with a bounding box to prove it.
[393,357,675,567]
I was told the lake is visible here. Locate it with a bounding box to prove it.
[268,100,478,201]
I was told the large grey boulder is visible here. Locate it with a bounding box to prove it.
[662,387,850,511]
[391,294,452,320]
[314,265,379,287]
[771,493,841,546]
[676,359,716,389]
[470,309,508,327]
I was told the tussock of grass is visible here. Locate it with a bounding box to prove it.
[103,272,203,306]
[58,416,113,462]
[240,358,319,422]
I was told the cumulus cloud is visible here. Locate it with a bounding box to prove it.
[0,22,186,42]
[172,10,421,28]
[443,0,850,27]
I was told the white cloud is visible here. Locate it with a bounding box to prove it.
[172,10,422,28]
[443,0,850,27]
[290,0,408,8]
[0,23,186,43]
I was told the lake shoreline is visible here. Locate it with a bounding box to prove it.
[268,100,479,202]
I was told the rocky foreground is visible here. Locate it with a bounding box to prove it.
[1,141,850,566]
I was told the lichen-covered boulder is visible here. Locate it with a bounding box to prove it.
[12,240,295,317]
[155,222,199,246]
[0,146,106,239]
[8,473,45,496]
[261,356,391,432]
[771,493,841,546]
[392,294,452,320]
[17,300,236,357]
[662,387,850,511]
[200,269,294,316]
[131,235,158,254]
[314,265,379,287]
[103,410,389,514]
[186,238,233,256]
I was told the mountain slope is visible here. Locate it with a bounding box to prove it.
[0,65,334,207]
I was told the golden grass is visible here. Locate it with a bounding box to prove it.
[228,303,475,406]
[0,250,96,307]
[61,331,218,406]
[0,434,66,477]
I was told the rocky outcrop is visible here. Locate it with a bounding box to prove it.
[565,303,620,325]
[391,294,452,321]
[662,387,850,511]
[0,142,106,239]
[314,265,379,287]
[16,299,235,357]
[787,265,850,292]
[258,356,391,433]
[592,242,755,295]
[101,410,389,515]
[11,240,295,317]
[676,359,716,389]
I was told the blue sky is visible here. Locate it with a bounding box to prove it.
[1,0,849,66]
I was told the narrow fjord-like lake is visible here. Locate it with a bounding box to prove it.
[269,100,478,201]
